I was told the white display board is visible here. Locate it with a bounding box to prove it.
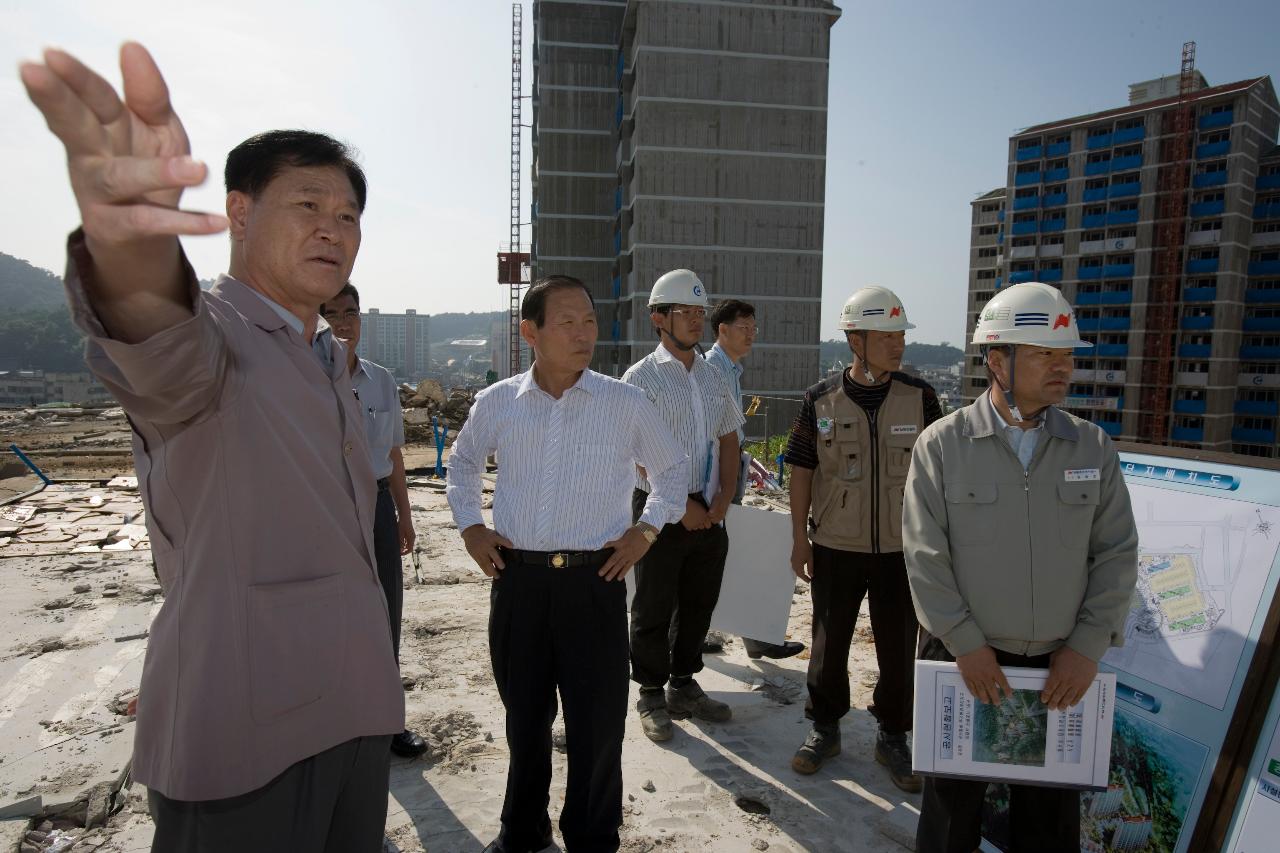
[708,504,797,645]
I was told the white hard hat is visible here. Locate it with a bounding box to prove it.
[971,282,1092,348]
[838,286,915,332]
[649,268,709,308]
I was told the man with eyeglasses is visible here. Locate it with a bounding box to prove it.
[704,299,805,661]
[321,282,427,760]
[624,269,745,743]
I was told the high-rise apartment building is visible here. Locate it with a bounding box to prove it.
[531,0,840,435]
[356,309,430,382]
[963,72,1280,457]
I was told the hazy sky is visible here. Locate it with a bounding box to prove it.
[3,0,1279,346]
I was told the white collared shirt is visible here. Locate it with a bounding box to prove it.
[351,357,404,480]
[989,394,1044,471]
[704,342,746,443]
[624,344,746,494]
[446,368,689,550]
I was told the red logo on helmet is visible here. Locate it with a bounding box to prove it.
[890,306,902,317]
[1053,313,1070,329]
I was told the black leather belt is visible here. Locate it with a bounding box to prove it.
[501,547,613,569]
[377,477,390,490]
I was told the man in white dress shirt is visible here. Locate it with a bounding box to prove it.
[447,276,688,853]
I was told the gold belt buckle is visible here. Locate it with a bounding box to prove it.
[550,553,567,568]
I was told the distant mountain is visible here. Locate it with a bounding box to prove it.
[428,311,506,344]
[820,339,963,373]
[0,252,67,314]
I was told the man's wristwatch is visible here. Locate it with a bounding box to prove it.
[634,522,659,545]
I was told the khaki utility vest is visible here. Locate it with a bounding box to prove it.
[810,377,925,554]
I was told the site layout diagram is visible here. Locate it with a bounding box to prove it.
[1103,482,1280,710]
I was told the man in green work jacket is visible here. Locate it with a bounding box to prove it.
[903,281,1138,853]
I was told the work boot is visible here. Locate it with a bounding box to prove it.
[792,723,841,774]
[875,729,922,793]
[666,679,732,722]
[637,689,673,742]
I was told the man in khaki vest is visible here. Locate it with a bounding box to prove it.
[784,286,941,790]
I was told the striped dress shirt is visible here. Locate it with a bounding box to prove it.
[704,342,745,443]
[624,344,746,494]
[446,368,689,550]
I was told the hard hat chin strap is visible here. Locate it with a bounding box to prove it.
[659,319,700,354]
[850,330,888,385]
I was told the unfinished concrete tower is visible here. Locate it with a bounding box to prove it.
[532,0,841,438]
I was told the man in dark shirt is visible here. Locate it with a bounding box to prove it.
[785,286,941,792]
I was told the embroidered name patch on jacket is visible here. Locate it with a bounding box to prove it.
[1064,468,1100,482]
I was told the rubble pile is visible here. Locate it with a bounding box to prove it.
[397,379,478,444]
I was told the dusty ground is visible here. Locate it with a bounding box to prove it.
[0,434,920,853]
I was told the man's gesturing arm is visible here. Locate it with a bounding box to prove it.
[19,43,227,344]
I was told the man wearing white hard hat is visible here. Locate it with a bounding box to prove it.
[784,285,941,789]
[623,269,745,743]
[902,281,1137,852]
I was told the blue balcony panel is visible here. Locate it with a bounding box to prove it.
[1078,265,1104,280]
[1082,213,1108,228]
[1087,133,1112,150]
[1253,202,1280,219]
[1241,346,1280,359]
[1197,140,1230,158]
[1191,200,1226,217]
[1108,210,1140,225]
[1250,260,1280,276]
[1184,286,1217,301]
[1039,268,1063,282]
[1104,263,1135,278]
[1199,111,1233,130]
[998,209,1005,221]
[1040,218,1066,233]
[1100,290,1132,305]
[1047,141,1071,157]
[1099,421,1123,437]
[611,276,621,297]
[1044,167,1069,183]
[1016,145,1043,162]
[1187,258,1221,274]
[1171,426,1205,443]
[1042,192,1068,208]
[1180,315,1214,330]
[1011,221,1038,236]
[997,231,1005,244]
[1109,181,1141,198]
[1113,126,1147,144]
[613,231,621,253]
[1246,288,1280,303]
[1232,428,1277,444]
[1178,344,1212,358]
[1009,270,1036,284]
[1013,195,1039,211]
[1074,345,1096,357]
[1111,155,1142,171]
[1244,316,1280,332]
[1260,174,1280,190]
[1083,187,1108,202]
[1085,160,1112,176]
[1096,344,1129,357]
[1174,399,1207,415]
[1236,400,1280,416]
[1015,171,1042,187]
[1193,171,1227,189]
[995,277,1003,289]
[1075,291,1103,305]
[1077,317,1131,332]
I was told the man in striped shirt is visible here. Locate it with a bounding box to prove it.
[623,269,745,743]
[447,276,687,853]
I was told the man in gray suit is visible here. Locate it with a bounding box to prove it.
[20,44,404,851]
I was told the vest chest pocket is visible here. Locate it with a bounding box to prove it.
[944,483,999,545]
[1057,481,1100,546]
[884,430,918,478]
